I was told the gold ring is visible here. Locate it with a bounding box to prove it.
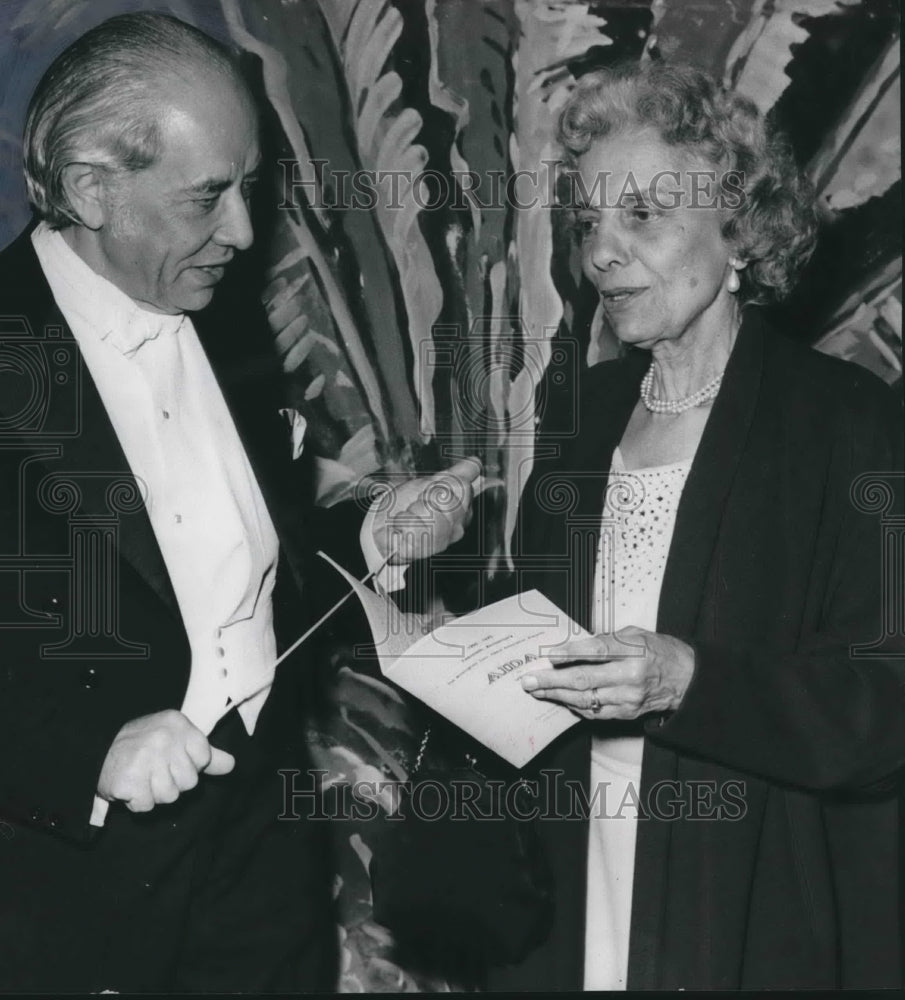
[589,689,602,713]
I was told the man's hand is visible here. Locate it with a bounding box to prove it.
[371,457,482,564]
[520,626,695,720]
[97,710,235,813]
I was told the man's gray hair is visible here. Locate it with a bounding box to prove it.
[24,12,244,228]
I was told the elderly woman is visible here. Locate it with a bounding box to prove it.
[372,61,903,991]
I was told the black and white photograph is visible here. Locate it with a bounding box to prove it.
[0,0,901,992]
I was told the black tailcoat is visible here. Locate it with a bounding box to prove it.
[0,229,338,991]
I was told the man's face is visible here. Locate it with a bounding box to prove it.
[95,73,261,314]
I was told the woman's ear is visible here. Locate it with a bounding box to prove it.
[59,163,107,230]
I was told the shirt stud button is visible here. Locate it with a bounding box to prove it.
[174,514,182,524]
[216,646,225,658]
[162,410,170,420]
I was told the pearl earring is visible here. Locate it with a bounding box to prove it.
[727,258,741,293]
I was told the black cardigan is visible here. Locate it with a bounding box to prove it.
[481,309,905,990]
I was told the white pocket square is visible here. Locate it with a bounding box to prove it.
[279,407,307,460]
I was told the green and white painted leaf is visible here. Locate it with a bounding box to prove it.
[809,38,900,209]
[426,0,517,482]
[815,267,902,384]
[222,0,393,491]
[650,0,754,72]
[503,0,612,559]
[726,0,860,112]
[321,0,443,442]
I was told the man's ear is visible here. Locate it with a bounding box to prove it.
[59,163,108,230]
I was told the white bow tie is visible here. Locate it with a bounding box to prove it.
[103,310,185,358]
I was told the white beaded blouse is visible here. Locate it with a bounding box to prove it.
[584,445,693,991]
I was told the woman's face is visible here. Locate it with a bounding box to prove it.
[575,129,736,351]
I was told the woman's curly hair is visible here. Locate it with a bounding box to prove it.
[557,61,818,304]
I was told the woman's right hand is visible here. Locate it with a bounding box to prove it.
[370,456,481,564]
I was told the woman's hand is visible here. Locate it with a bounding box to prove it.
[520,626,695,721]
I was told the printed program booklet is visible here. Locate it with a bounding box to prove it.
[320,552,585,767]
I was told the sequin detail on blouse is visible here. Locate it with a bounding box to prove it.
[594,448,692,638]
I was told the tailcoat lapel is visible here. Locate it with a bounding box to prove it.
[0,233,179,616]
[192,298,311,601]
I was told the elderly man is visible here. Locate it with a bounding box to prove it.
[0,12,346,992]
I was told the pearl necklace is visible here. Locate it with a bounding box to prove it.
[640,365,724,415]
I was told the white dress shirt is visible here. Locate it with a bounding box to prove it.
[32,224,282,825]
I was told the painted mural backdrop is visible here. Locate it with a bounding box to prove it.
[0,0,900,990]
